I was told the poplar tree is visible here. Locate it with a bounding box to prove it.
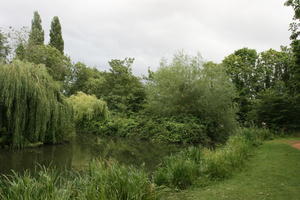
[49,16,64,53]
[28,11,44,46]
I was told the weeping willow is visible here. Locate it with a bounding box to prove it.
[0,60,73,148]
[68,92,108,123]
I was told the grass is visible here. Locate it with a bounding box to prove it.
[165,139,300,200]
[154,128,270,189]
[0,160,159,200]
[153,147,202,189]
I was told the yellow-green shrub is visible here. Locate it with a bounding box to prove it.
[67,92,108,128]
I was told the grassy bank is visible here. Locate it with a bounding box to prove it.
[166,139,300,200]
[153,128,272,189]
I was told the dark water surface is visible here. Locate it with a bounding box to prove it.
[0,135,181,174]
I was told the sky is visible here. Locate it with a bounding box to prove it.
[0,0,295,75]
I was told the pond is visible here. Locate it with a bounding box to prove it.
[0,135,181,174]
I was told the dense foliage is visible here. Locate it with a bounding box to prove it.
[0,3,299,145]
[49,16,64,53]
[146,53,237,143]
[0,31,9,63]
[28,11,44,46]
[0,61,73,148]
[22,45,71,82]
[67,92,108,130]
[88,115,210,144]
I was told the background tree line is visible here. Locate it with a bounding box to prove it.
[0,3,299,148]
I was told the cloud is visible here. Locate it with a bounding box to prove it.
[0,0,294,75]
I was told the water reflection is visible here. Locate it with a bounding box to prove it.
[0,135,180,174]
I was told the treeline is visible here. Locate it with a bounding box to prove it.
[0,1,299,148]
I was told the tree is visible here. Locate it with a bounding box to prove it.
[257,48,294,89]
[285,0,300,94]
[0,31,9,63]
[67,92,108,129]
[67,62,104,96]
[28,11,44,46]
[222,48,259,122]
[146,53,238,142]
[99,58,146,112]
[24,45,71,82]
[2,26,29,61]
[252,82,300,131]
[49,16,64,53]
[15,43,26,60]
[222,48,258,96]
[0,61,73,148]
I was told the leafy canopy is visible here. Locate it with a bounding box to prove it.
[146,52,238,140]
[49,16,64,53]
[28,11,44,46]
[68,92,108,123]
[0,61,73,148]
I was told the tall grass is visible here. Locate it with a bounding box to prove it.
[153,147,202,189]
[0,167,72,200]
[74,160,157,200]
[154,127,273,188]
[203,134,252,179]
[0,160,158,200]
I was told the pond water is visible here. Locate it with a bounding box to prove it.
[0,135,181,174]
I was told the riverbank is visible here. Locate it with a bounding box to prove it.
[0,130,297,200]
[166,138,300,200]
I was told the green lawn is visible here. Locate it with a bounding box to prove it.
[166,139,300,200]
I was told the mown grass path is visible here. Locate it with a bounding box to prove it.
[167,139,300,200]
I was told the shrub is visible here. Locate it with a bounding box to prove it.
[67,92,108,130]
[89,114,211,145]
[146,53,238,142]
[236,127,273,146]
[94,116,138,137]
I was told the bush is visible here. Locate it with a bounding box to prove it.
[236,127,273,146]
[67,92,108,131]
[252,88,300,131]
[146,53,238,142]
[89,114,211,145]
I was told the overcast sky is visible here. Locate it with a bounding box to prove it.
[0,0,294,75]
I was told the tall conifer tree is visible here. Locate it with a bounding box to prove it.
[28,11,44,46]
[49,16,64,53]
